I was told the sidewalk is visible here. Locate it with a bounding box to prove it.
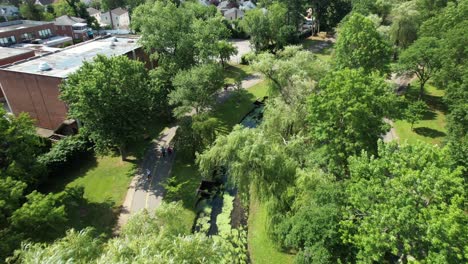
[115,126,178,232]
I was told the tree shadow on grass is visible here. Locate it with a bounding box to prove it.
[414,127,447,138]
[224,65,248,84]
[65,192,117,237]
[39,154,98,194]
[422,109,437,121]
[213,89,256,133]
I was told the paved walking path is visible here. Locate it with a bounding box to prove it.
[115,126,177,232]
[217,73,263,103]
[383,118,399,143]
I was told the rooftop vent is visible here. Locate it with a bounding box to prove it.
[38,62,52,71]
[110,41,116,48]
[111,37,118,42]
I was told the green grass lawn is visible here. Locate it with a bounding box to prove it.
[66,156,135,204]
[167,80,269,231]
[224,64,255,85]
[302,36,334,63]
[40,154,135,236]
[249,197,295,264]
[394,83,447,145]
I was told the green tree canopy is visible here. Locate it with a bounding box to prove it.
[169,63,224,115]
[342,142,468,263]
[397,36,441,98]
[241,3,297,52]
[0,108,44,186]
[251,46,328,105]
[60,55,156,160]
[308,68,394,175]
[335,13,391,74]
[132,2,229,72]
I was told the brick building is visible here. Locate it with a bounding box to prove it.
[0,35,153,138]
[54,15,93,43]
[0,20,57,46]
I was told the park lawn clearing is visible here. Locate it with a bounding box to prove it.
[302,36,334,63]
[66,156,135,204]
[168,80,269,231]
[224,64,255,85]
[394,83,447,145]
[249,196,295,264]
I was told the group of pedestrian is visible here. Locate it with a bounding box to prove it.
[160,145,173,158]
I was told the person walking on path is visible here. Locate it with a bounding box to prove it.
[167,146,173,156]
[146,168,151,180]
[161,146,166,157]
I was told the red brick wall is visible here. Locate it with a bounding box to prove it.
[54,25,89,42]
[0,50,35,66]
[0,70,67,130]
[0,23,57,45]
[54,25,73,39]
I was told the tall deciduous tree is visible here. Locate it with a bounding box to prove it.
[0,108,44,186]
[389,1,421,50]
[252,46,328,105]
[308,69,394,175]
[405,100,427,130]
[10,191,67,241]
[342,142,468,263]
[60,55,156,160]
[132,2,229,72]
[335,13,391,74]
[169,63,224,115]
[241,3,297,52]
[397,37,441,98]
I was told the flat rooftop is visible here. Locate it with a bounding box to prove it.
[1,36,141,78]
[0,47,32,60]
[0,20,52,33]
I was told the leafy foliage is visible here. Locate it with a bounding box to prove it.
[0,108,45,186]
[342,142,467,263]
[38,135,90,175]
[60,55,157,160]
[397,37,441,98]
[132,2,231,72]
[404,100,427,130]
[241,3,298,52]
[308,68,394,175]
[335,13,391,74]
[170,63,224,115]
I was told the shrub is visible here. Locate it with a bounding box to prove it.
[38,135,91,175]
[240,52,255,65]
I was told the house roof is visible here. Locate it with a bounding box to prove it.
[35,0,58,5]
[217,1,229,10]
[224,8,244,17]
[54,15,86,26]
[86,7,100,16]
[111,7,128,16]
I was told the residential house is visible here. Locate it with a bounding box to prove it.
[224,8,244,20]
[240,0,256,11]
[0,5,19,20]
[54,15,92,42]
[99,8,130,29]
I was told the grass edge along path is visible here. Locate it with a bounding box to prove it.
[248,193,295,264]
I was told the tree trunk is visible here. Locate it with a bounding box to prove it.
[419,80,425,100]
[120,145,127,161]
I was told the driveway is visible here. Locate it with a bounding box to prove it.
[230,39,251,64]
